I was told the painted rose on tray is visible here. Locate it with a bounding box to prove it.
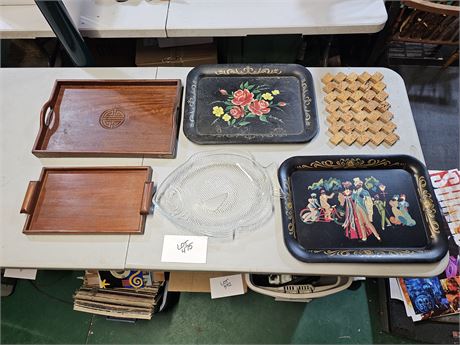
[232,89,254,106]
[248,100,270,116]
[211,82,288,127]
[229,106,244,119]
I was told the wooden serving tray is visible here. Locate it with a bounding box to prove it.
[21,167,154,234]
[32,80,182,158]
[278,155,448,263]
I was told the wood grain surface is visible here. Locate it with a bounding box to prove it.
[21,167,153,234]
[33,80,182,158]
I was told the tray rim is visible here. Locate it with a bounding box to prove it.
[183,63,319,145]
[278,154,448,264]
[32,79,182,158]
[22,166,153,235]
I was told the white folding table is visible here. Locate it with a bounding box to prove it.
[0,66,448,277]
[165,0,388,37]
[0,0,387,39]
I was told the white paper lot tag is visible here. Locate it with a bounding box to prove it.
[161,235,208,264]
[4,268,37,280]
[210,274,245,299]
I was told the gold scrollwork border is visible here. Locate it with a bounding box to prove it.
[282,178,296,239]
[310,249,421,256]
[301,80,312,128]
[296,158,404,170]
[416,176,440,238]
[186,81,198,126]
[215,66,283,75]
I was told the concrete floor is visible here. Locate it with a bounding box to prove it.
[1,65,458,344]
[1,271,418,344]
[395,66,459,169]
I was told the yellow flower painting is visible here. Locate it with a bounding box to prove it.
[212,106,224,117]
[222,114,231,122]
[262,92,273,101]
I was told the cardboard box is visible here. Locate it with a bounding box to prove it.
[153,271,165,283]
[168,271,247,293]
[136,42,217,67]
[157,37,213,48]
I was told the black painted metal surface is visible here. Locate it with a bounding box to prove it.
[278,154,448,263]
[184,64,318,144]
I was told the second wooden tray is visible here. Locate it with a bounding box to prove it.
[21,167,154,235]
[32,79,182,158]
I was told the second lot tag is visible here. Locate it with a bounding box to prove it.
[210,274,245,299]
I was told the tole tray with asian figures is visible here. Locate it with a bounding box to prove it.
[278,155,448,263]
[184,64,318,144]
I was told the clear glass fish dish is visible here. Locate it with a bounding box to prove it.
[154,151,274,239]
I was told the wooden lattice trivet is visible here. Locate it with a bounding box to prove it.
[321,72,399,146]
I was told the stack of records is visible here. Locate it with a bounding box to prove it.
[73,270,165,320]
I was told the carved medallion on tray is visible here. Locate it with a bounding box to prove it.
[99,108,126,129]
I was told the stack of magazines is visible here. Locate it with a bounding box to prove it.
[390,169,460,322]
[73,270,165,320]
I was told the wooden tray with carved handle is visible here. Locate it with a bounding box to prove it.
[32,79,182,158]
[21,167,154,234]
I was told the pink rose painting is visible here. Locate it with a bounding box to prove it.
[229,106,245,119]
[248,100,270,116]
[211,81,288,127]
[231,89,254,107]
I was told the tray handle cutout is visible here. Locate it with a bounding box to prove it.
[140,182,154,215]
[39,100,54,128]
[20,181,39,214]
